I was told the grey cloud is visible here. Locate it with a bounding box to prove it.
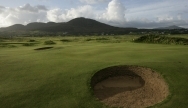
[0,6,5,9]
[19,4,48,13]
[0,6,5,13]
[80,0,110,4]
[36,0,50,1]
[122,19,188,29]
[36,5,48,11]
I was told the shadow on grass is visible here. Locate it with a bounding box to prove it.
[0,79,66,108]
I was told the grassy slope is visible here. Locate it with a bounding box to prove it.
[0,36,188,108]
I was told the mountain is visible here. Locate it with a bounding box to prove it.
[0,17,137,33]
[67,17,115,28]
[154,25,185,30]
[3,24,25,30]
[0,22,61,31]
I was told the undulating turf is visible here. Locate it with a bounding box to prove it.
[0,35,188,108]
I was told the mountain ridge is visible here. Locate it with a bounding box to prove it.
[0,17,187,36]
[0,17,137,32]
[154,25,184,30]
[1,18,186,31]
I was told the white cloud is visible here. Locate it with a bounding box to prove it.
[0,15,11,27]
[47,8,64,22]
[157,15,174,22]
[46,0,126,27]
[0,4,48,27]
[98,0,126,26]
[47,5,94,22]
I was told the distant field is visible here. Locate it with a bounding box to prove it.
[0,35,188,108]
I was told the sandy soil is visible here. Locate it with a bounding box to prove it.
[91,66,169,108]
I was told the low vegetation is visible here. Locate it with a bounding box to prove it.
[135,34,188,45]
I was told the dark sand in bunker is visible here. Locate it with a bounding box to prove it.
[91,66,169,108]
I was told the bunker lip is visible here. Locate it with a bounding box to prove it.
[34,47,53,50]
[90,65,169,108]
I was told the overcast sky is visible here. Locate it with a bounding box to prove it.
[0,0,188,28]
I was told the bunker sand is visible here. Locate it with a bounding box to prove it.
[91,66,169,108]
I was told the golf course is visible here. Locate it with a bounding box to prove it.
[0,35,188,108]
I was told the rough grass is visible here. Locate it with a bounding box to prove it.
[22,43,36,46]
[135,34,188,45]
[0,35,188,108]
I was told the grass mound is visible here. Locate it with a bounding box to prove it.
[22,43,35,46]
[0,43,17,48]
[85,37,109,42]
[60,39,72,42]
[28,39,36,42]
[135,35,188,45]
[91,65,169,108]
[44,40,56,45]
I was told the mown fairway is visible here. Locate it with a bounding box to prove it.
[0,36,188,108]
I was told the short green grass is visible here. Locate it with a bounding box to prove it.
[0,35,188,108]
